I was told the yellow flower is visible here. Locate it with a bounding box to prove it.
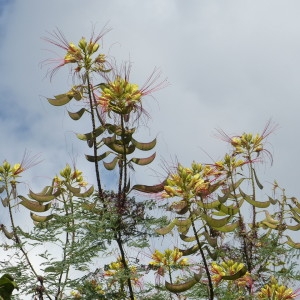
[257,277,298,299]
[150,248,188,268]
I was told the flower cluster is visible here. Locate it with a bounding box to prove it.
[44,29,108,78]
[257,277,299,300]
[230,133,265,156]
[211,260,251,288]
[104,257,140,287]
[98,76,142,115]
[149,248,189,270]
[162,162,223,200]
[53,164,87,187]
[214,153,247,175]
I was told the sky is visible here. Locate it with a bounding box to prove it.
[0,0,300,298]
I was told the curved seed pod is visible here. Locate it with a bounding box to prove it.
[18,196,52,212]
[221,178,244,196]
[64,183,80,194]
[286,223,300,231]
[268,196,278,205]
[179,244,200,256]
[131,153,156,166]
[155,221,176,235]
[201,214,231,228]
[290,207,300,222]
[203,232,218,247]
[291,197,300,209]
[0,225,14,239]
[218,192,230,204]
[286,235,300,248]
[0,185,5,193]
[180,234,197,242]
[263,210,279,225]
[212,210,227,217]
[239,188,270,208]
[105,142,135,155]
[260,221,278,230]
[85,151,113,162]
[131,137,156,151]
[103,157,119,170]
[76,125,106,141]
[28,190,55,203]
[221,265,247,280]
[30,212,54,223]
[35,186,54,196]
[1,197,9,207]
[173,218,191,227]
[168,200,188,212]
[102,135,117,145]
[216,200,243,215]
[104,124,119,134]
[53,188,62,197]
[177,225,190,235]
[252,168,263,189]
[214,221,239,232]
[197,199,220,209]
[131,180,167,194]
[165,272,201,293]
[73,185,94,198]
[67,108,86,120]
[288,204,300,214]
[48,93,72,106]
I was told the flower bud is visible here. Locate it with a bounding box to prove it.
[78,38,87,50]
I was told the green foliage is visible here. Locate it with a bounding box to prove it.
[0,274,18,300]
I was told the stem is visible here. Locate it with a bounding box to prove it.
[229,173,252,272]
[116,234,135,300]
[86,74,104,203]
[248,158,257,272]
[55,190,74,299]
[6,184,52,300]
[190,209,214,300]
[114,115,134,300]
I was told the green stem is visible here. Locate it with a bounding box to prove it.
[190,209,214,300]
[229,173,252,272]
[5,183,52,300]
[116,234,135,300]
[86,74,104,203]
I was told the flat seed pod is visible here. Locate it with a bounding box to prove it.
[165,277,198,293]
[48,94,72,106]
[239,188,270,208]
[18,196,52,212]
[131,180,167,193]
[201,214,231,228]
[0,225,14,239]
[68,108,86,120]
[286,235,300,248]
[131,137,156,151]
[30,212,54,223]
[155,221,176,235]
[64,183,81,194]
[131,153,156,166]
[221,265,247,280]
[73,185,94,198]
[28,190,55,202]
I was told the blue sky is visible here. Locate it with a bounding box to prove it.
[1,0,300,298]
